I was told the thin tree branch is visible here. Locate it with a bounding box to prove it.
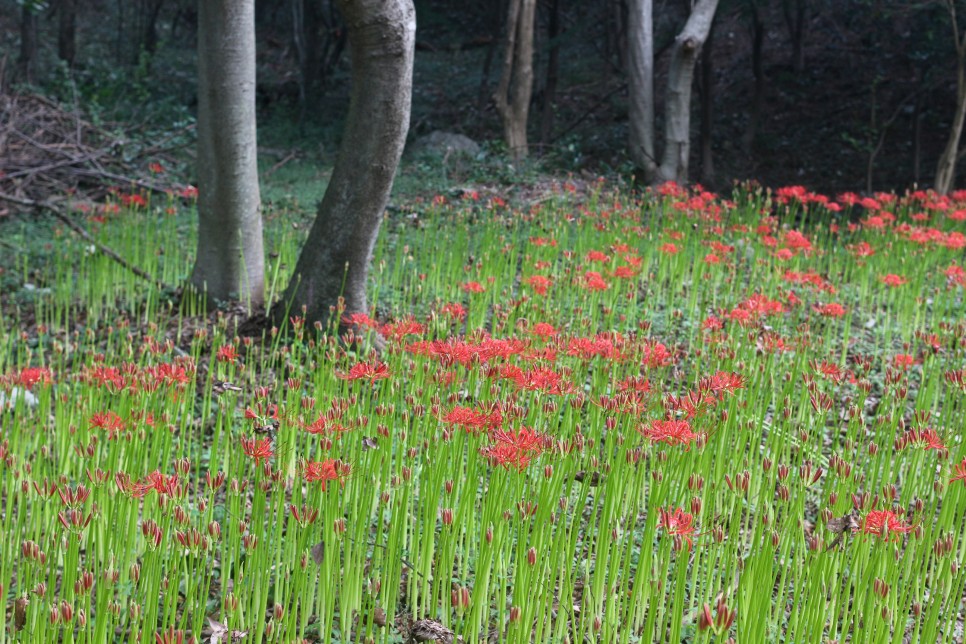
[0,191,174,292]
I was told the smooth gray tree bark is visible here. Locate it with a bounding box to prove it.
[627,0,719,184]
[274,0,415,327]
[190,0,265,308]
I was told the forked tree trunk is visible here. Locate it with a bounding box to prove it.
[628,0,719,184]
[494,0,536,162]
[190,0,265,308]
[936,4,966,195]
[273,0,415,326]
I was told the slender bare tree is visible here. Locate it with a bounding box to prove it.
[936,0,966,194]
[494,0,537,162]
[189,0,265,308]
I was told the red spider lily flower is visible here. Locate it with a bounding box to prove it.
[945,264,966,287]
[783,230,812,252]
[783,271,835,293]
[528,236,556,247]
[665,390,715,419]
[178,185,198,199]
[703,253,721,264]
[531,322,557,338]
[567,336,623,361]
[525,275,552,295]
[149,162,164,174]
[698,371,745,399]
[462,281,485,293]
[813,361,847,383]
[702,315,723,331]
[380,319,424,341]
[440,302,467,320]
[639,419,698,449]
[641,341,674,369]
[303,413,329,435]
[410,338,476,366]
[215,344,239,363]
[511,366,571,395]
[849,241,875,258]
[659,243,679,255]
[240,436,273,467]
[303,459,351,490]
[15,366,52,389]
[582,271,609,291]
[893,354,917,370]
[613,264,637,278]
[951,458,966,485]
[89,411,125,438]
[87,365,126,390]
[856,509,914,541]
[478,337,527,362]
[131,471,181,499]
[244,402,278,422]
[121,193,147,208]
[442,406,500,432]
[815,302,847,317]
[881,274,907,287]
[343,312,379,328]
[585,250,611,263]
[617,375,651,395]
[338,361,390,382]
[658,507,695,549]
[896,428,947,452]
[481,426,547,471]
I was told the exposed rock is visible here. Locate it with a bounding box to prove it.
[0,387,38,410]
[409,131,480,158]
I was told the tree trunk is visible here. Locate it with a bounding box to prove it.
[19,5,38,84]
[142,0,166,56]
[782,0,807,73]
[742,0,765,154]
[913,96,922,185]
[494,0,537,162]
[699,17,715,186]
[936,7,966,195]
[273,0,415,326]
[190,0,265,308]
[58,0,78,68]
[540,0,561,145]
[627,0,656,177]
[936,56,966,194]
[477,0,503,111]
[628,0,718,184]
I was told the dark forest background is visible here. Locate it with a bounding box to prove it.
[1,0,962,195]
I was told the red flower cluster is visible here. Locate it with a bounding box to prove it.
[658,507,696,549]
[480,426,548,471]
[639,419,698,449]
[856,509,914,541]
[304,459,351,490]
[339,361,390,382]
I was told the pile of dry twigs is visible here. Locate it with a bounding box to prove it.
[0,90,190,215]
